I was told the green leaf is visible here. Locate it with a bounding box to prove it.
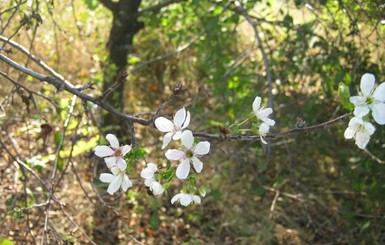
[150,212,160,230]
[283,15,293,29]
[0,238,15,245]
[338,82,354,111]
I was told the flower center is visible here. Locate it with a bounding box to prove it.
[186,150,194,158]
[366,96,374,106]
[114,148,122,157]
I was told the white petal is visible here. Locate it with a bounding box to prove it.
[171,193,183,204]
[165,149,185,160]
[256,108,273,120]
[180,194,192,206]
[353,106,370,117]
[162,132,173,149]
[99,173,114,183]
[141,169,155,179]
[373,82,385,102]
[176,159,191,179]
[104,156,117,168]
[363,121,376,135]
[110,166,120,175]
[174,108,186,127]
[252,96,261,113]
[344,127,355,139]
[121,145,132,155]
[106,134,120,149]
[147,163,158,172]
[172,130,182,140]
[144,178,155,187]
[262,117,275,126]
[194,141,210,155]
[192,195,201,204]
[121,174,132,192]
[192,157,203,173]
[155,117,174,132]
[360,73,375,96]
[260,136,267,144]
[181,130,194,149]
[150,182,165,195]
[116,158,127,171]
[182,111,191,129]
[107,175,122,195]
[350,96,366,106]
[355,131,371,149]
[372,103,385,125]
[95,146,114,157]
[349,117,363,127]
[259,123,270,135]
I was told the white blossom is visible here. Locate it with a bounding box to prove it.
[171,193,201,206]
[99,166,132,195]
[140,162,158,186]
[149,181,165,196]
[165,130,210,180]
[350,73,385,125]
[252,96,275,144]
[155,107,191,149]
[140,163,165,195]
[344,116,375,149]
[94,134,131,170]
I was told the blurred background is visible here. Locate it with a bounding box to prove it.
[1,0,385,244]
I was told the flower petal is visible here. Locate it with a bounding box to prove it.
[110,166,120,175]
[104,156,117,168]
[355,131,371,149]
[256,108,273,120]
[165,149,185,160]
[174,108,186,127]
[181,130,194,149]
[106,134,120,149]
[192,157,203,173]
[363,121,376,135]
[171,193,182,204]
[147,163,158,172]
[194,142,210,155]
[155,117,174,132]
[144,177,155,187]
[259,123,270,135]
[182,111,191,129]
[116,158,127,171]
[350,96,365,106]
[107,175,122,195]
[192,195,201,204]
[172,130,182,140]
[100,173,114,183]
[252,96,261,113]
[373,82,385,102]
[353,106,370,117]
[141,169,155,179]
[180,194,192,206]
[260,135,267,144]
[121,145,132,156]
[360,73,375,97]
[344,127,355,139]
[121,174,132,192]
[150,182,165,195]
[162,132,173,149]
[95,146,114,157]
[372,103,385,125]
[176,159,191,179]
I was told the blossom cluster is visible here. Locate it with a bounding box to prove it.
[344,73,385,149]
[155,108,210,206]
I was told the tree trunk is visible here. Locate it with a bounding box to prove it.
[93,0,143,243]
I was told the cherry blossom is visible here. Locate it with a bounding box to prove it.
[252,96,276,127]
[149,181,165,196]
[350,73,385,125]
[99,166,132,195]
[140,162,158,186]
[155,107,191,149]
[94,134,132,170]
[165,130,210,180]
[258,122,270,144]
[171,193,201,206]
[344,116,375,149]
